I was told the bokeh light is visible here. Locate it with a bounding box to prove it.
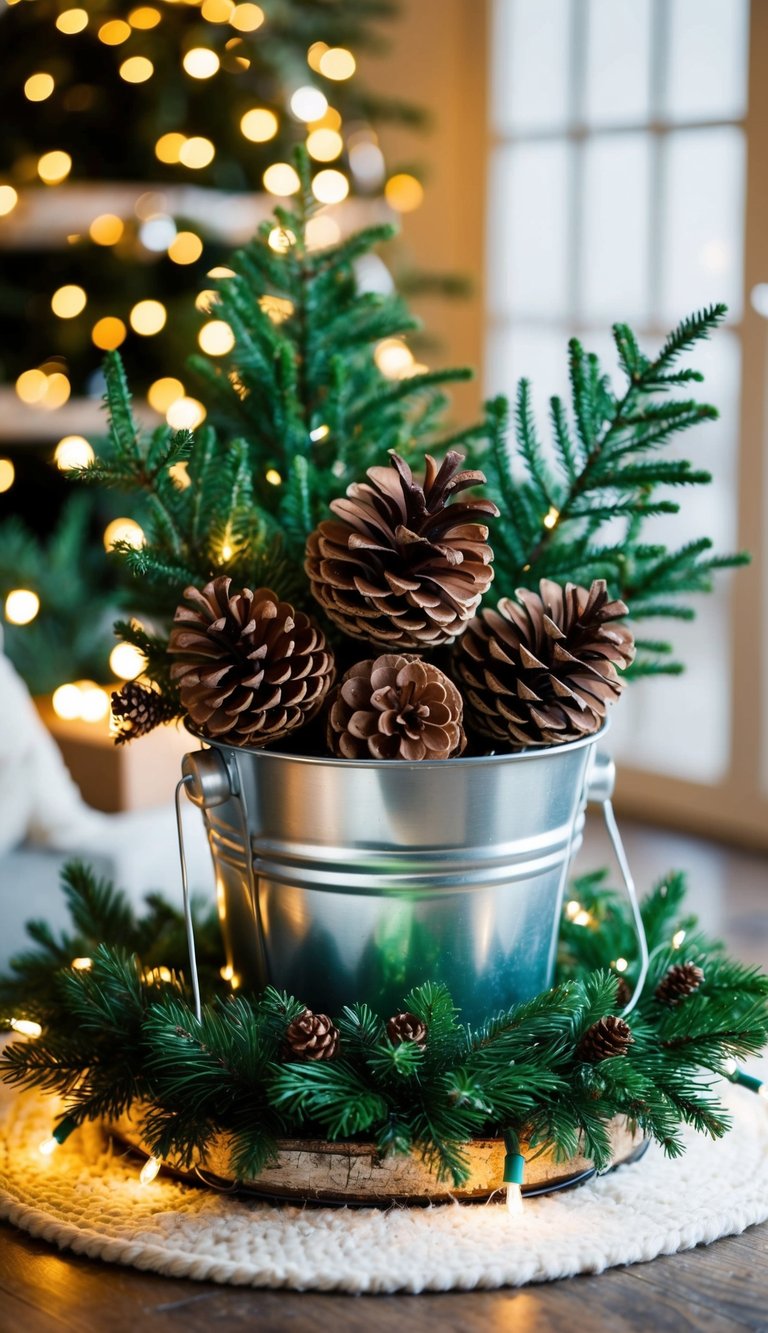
[129,300,167,335]
[318,47,356,80]
[92,316,127,350]
[56,8,88,33]
[166,397,206,430]
[198,320,235,355]
[54,436,94,470]
[109,643,145,680]
[89,213,124,245]
[0,459,15,493]
[98,18,131,44]
[307,128,343,162]
[5,590,40,626]
[183,48,220,79]
[311,169,349,204]
[148,377,185,413]
[103,517,145,551]
[168,231,203,265]
[38,151,72,185]
[230,3,263,30]
[119,56,154,83]
[24,73,55,102]
[179,137,215,168]
[51,285,87,319]
[0,186,18,217]
[290,86,328,122]
[240,108,278,142]
[385,173,424,213]
[263,162,300,196]
[155,132,186,164]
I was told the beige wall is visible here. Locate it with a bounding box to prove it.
[358,0,488,428]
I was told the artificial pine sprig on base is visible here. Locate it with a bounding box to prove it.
[2,862,766,1187]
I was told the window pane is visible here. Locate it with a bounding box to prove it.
[660,127,745,324]
[491,0,572,134]
[487,142,571,320]
[663,0,749,123]
[584,0,652,126]
[580,134,652,323]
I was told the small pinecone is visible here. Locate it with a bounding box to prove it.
[615,976,633,1010]
[326,654,466,760]
[111,681,178,744]
[455,578,635,749]
[284,1009,339,1061]
[578,1015,633,1063]
[655,962,705,1005]
[305,450,498,649]
[168,577,334,747]
[386,1011,428,1047]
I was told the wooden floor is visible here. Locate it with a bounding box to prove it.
[1,819,767,1333]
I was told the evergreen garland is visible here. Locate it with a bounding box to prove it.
[2,863,766,1186]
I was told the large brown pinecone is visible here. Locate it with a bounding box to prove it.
[386,1011,428,1047]
[655,962,705,1005]
[305,450,498,648]
[284,1010,339,1061]
[168,577,334,747]
[455,578,635,749]
[578,1015,633,1062]
[326,654,466,760]
[111,681,178,744]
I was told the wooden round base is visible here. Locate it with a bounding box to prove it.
[108,1110,646,1205]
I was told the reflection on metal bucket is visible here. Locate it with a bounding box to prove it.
[177,728,646,1025]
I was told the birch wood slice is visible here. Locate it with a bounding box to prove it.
[108,1109,646,1204]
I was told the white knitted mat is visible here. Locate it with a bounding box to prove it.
[1,1079,767,1294]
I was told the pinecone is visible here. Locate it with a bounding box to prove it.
[284,1009,339,1061]
[455,578,635,749]
[168,578,334,747]
[578,1015,633,1062]
[305,450,498,648]
[655,962,705,1005]
[386,1011,428,1047]
[326,654,466,760]
[111,681,178,744]
[615,976,633,1010]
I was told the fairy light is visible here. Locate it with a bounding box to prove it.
[725,1063,768,1101]
[52,683,82,720]
[5,590,40,625]
[207,265,235,279]
[195,289,218,312]
[103,517,145,551]
[183,48,220,79]
[140,1155,162,1185]
[503,1133,525,1218]
[38,151,72,185]
[290,86,328,122]
[51,285,86,319]
[79,684,110,723]
[201,0,233,21]
[198,320,235,355]
[240,108,278,142]
[385,173,424,213]
[318,46,356,80]
[168,231,203,265]
[98,18,131,44]
[143,966,173,984]
[312,168,349,205]
[9,1017,42,1037]
[265,468,282,485]
[56,8,88,33]
[307,41,329,72]
[89,213,124,245]
[129,6,161,27]
[16,369,48,404]
[263,162,300,196]
[268,226,296,253]
[375,337,414,379]
[0,186,18,217]
[55,436,94,471]
[71,957,93,970]
[129,299,167,335]
[306,128,343,162]
[119,56,154,83]
[155,132,187,164]
[573,909,593,928]
[672,929,687,949]
[166,397,206,430]
[565,900,582,920]
[92,317,127,351]
[543,505,560,530]
[179,137,215,169]
[259,294,293,324]
[0,459,15,493]
[24,73,55,102]
[140,214,176,251]
[615,957,629,973]
[148,377,185,413]
[109,642,145,680]
[220,963,234,981]
[310,424,329,443]
[41,373,71,410]
[230,2,263,30]
[169,461,191,489]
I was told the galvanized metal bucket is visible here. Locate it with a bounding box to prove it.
[176,728,648,1025]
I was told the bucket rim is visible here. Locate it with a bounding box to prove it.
[186,719,610,770]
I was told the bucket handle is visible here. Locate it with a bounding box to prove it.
[587,753,649,1016]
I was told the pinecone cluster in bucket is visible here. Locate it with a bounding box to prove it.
[97,178,736,762]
